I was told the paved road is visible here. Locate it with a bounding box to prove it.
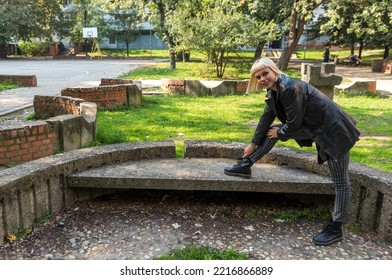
[0,59,160,116]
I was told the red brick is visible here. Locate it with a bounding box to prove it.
[18,149,29,156]
[31,141,42,147]
[11,156,22,162]
[6,151,18,157]
[8,145,20,151]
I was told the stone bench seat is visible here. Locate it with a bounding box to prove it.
[67,158,334,194]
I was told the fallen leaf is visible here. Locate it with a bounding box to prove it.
[7,234,17,241]
[172,223,181,229]
[244,225,255,232]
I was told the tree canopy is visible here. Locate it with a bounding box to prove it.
[1,0,391,67]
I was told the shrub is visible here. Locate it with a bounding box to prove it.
[19,41,49,56]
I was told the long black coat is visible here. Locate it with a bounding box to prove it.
[251,75,360,161]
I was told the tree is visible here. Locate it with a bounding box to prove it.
[140,0,182,69]
[96,0,145,57]
[64,0,108,49]
[167,0,279,78]
[0,0,65,57]
[321,0,392,59]
[277,0,326,70]
[238,0,291,60]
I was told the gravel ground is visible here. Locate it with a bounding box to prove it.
[1,190,391,260]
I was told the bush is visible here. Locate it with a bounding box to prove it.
[19,41,49,56]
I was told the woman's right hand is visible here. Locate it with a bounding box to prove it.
[243,143,257,158]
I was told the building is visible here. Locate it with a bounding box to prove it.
[99,22,167,50]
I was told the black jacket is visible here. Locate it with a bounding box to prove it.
[252,75,360,161]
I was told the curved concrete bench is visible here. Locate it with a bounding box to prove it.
[0,140,391,244]
[0,141,175,245]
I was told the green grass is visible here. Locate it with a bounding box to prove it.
[102,48,385,63]
[96,92,392,173]
[155,246,248,260]
[0,81,18,93]
[95,49,391,173]
[122,61,252,80]
[295,49,385,63]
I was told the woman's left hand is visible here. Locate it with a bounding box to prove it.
[267,126,279,138]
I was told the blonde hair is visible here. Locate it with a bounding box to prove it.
[246,57,284,94]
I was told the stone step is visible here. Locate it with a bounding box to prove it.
[67,158,334,195]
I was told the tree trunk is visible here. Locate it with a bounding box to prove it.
[169,49,176,69]
[254,40,266,60]
[383,46,389,59]
[350,38,355,55]
[277,7,305,70]
[216,50,223,78]
[358,41,363,58]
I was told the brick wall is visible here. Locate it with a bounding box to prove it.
[384,61,392,74]
[235,80,248,93]
[61,85,128,109]
[0,75,37,87]
[0,121,56,166]
[34,95,84,119]
[100,78,134,86]
[161,79,185,94]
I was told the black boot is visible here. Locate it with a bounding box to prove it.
[312,219,343,246]
[224,158,253,179]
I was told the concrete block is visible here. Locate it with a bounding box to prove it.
[0,199,4,245]
[185,80,210,96]
[126,84,142,106]
[34,179,50,218]
[378,194,392,241]
[210,81,235,96]
[19,187,35,229]
[336,80,377,95]
[48,176,63,213]
[372,59,384,72]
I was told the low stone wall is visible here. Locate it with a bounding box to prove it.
[0,141,176,245]
[335,80,377,95]
[0,96,97,166]
[0,140,391,244]
[100,78,142,90]
[0,75,37,87]
[61,84,142,109]
[161,79,248,96]
[184,140,392,242]
[34,95,84,119]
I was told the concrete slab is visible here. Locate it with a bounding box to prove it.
[67,158,334,195]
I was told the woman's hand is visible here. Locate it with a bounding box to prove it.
[267,126,279,138]
[243,143,257,158]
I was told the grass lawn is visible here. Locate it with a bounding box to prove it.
[96,93,392,173]
[0,81,18,93]
[94,48,391,173]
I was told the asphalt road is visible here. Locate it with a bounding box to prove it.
[0,58,159,116]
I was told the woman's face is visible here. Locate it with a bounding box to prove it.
[254,67,278,91]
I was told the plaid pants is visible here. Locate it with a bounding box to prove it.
[248,132,351,223]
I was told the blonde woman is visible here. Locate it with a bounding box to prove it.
[224,57,360,246]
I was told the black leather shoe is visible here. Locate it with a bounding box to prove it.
[312,220,343,246]
[224,158,253,179]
